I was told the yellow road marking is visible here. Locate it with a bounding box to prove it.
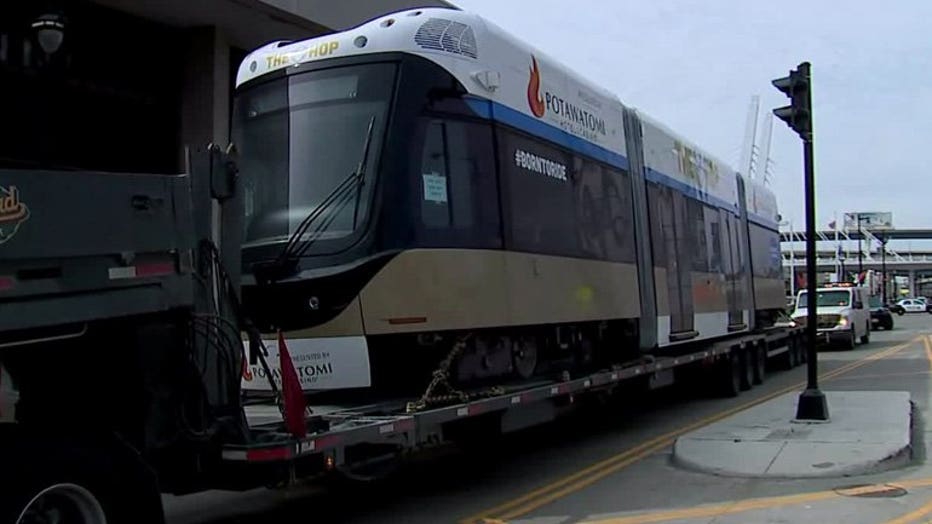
[882,493,932,524]
[824,370,932,382]
[923,336,932,374]
[579,479,932,524]
[460,336,921,524]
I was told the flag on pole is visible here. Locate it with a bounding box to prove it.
[278,331,307,439]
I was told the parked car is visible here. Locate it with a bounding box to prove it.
[895,298,930,314]
[869,296,894,330]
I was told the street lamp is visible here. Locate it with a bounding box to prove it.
[857,214,863,280]
[881,235,888,302]
[31,12,67,56]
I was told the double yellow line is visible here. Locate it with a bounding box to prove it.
[460,336,922,524]
[923,335,932,374]
[574,477,932,524]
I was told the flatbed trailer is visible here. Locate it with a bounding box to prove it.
[0,152,805,523]
[216,325,805,485]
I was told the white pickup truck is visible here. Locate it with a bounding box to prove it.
[792,284,871,349]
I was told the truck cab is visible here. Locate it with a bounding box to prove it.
[791,283,871,349]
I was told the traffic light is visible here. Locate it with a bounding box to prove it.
[772,62,811,139]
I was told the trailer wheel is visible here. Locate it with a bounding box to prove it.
[720,351,742,398]
[786,338,799,369]
[752,344,766,385]
[796,335,808,364]
[739,347,753,391]
[0,426,163,524]
[13,482,106,524]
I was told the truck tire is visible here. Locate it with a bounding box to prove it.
[845,328,857,350]
[786,338,798,369]
[796,335,808,364]
[739,347,753,391]
[860,324,871,345]
[0,426,164,524]
[720,350,742,398]
[752,344,766,385]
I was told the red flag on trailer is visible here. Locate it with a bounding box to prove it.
[278,332,307,439]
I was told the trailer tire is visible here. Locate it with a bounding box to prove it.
[720,351,742,398]
[752,344,766,385]
[796,335,808,364]
[0,426,164,524]
[739,347,753,391]
[786,338,799,369]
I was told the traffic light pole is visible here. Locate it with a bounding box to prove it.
[796,129,829,420]
[771,61,829,421]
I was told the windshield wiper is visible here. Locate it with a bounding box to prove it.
[253,116,376,283]
[350,116,377,230]
[290,115,376,262]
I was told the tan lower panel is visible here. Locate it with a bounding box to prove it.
[503,253,640,327]
[281,297,365,338]
[359,249,640,335]
[360,249,511,335]
[654,267,669,316]
[754,277,786,310]
[692,271,728,313]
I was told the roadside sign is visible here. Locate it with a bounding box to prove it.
[843,212,892,231]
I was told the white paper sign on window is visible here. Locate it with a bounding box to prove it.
[422,172,448,203]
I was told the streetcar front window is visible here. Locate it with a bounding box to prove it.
[232,63,396,253]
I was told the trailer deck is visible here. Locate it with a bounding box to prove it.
[220,328,803,476]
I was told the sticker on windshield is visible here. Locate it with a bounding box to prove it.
[422,172,448,203]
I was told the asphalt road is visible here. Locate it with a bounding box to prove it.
[164,313,932,524]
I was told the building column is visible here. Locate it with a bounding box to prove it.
[180,26,231,165]
[909,268,917,297]
[178,27,241,410]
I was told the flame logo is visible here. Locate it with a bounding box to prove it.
[527,56,545,118]
[0,185,29,245]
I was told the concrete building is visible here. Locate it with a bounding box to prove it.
[0,0,452,174]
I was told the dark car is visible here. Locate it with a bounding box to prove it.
[870,296,894,330]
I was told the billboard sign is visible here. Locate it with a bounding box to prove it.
[843,212,892,231]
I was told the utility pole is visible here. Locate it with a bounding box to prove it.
[773,61,829,421]
[857,214,863,280]
[881,235,888,303]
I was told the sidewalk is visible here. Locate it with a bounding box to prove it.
[672,390,913,478]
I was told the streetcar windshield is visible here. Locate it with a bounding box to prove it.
[232,63,396,251]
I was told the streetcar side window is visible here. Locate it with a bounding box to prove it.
[687,198,708,272]
[413,117,500,247]
[497,128,577,257]
[420,121,452,229]
[707,207,723,272]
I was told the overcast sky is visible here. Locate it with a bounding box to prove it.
[453,0,932,235]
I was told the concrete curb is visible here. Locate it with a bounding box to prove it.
[671,391,913,479]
